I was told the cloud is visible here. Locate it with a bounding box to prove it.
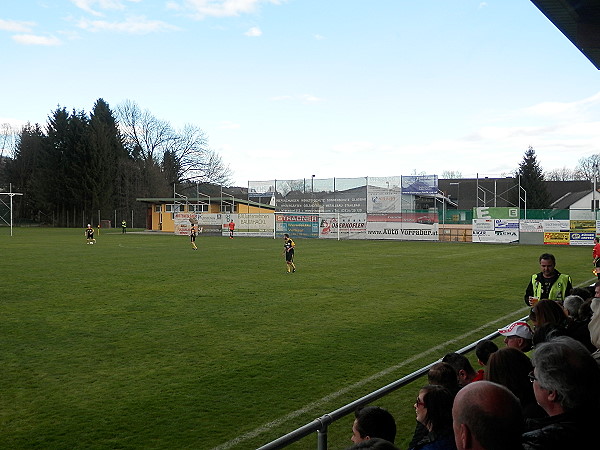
[76,16,180,33]
[0,19,35,33]
[11,34,61,45]
[244,26,262,37]
[70,0,129,16]
[522,91,600,118]
[170,0,285,19]
[313,34,324,40]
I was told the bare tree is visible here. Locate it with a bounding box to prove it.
[117,100,175,163]
[574,154,600,180]
[544,166,579,181]
[1,123,17,159]
[117,100,231,185]
[441,170,463,179]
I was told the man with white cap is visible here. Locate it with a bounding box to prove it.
[498,321,533,354]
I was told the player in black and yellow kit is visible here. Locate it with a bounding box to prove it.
[190,224,198,250]
[283,233,296,273]
[85,224,96,244]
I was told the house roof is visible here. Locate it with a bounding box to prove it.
[550,190,591,209]
[136,197,276,210]
[531,0,600,69]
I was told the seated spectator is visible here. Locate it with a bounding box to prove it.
[345,437,399,450]
[410,384,456,450]
[569,286,593,302]
[427,362,460,397]
[452,381,523,450]
[408,362,462,449]
[497,321,533,353]
[531,298,594,351]
[563,295,584,320]
[532,322,565,348]
[441,353,477,387]
[579,298,594,322]
[473,339,498,381]
[589,298,600,367]
[485,347,546,420]
[522,336,600,450]
[351,406,397,444]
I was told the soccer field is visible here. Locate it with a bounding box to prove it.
[0,228,593,449]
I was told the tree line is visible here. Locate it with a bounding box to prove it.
[0,98,231,226]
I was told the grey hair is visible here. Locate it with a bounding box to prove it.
[532,336,600,411]
[563,295,583,318]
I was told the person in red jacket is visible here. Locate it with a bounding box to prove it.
[593,237,600,279]
[228,220,235,239]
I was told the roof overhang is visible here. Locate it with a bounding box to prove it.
[530,0,600,69]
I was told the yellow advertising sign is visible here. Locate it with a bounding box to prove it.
[544,232,570,245]
[570,220,596,232]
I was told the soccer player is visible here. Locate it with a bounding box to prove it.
[283,233,296,273]
[85,224,96,244]
[121,219,127,234]
[190,224,198,250]
[228,220,235,239]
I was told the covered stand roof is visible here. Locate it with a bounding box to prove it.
[531,0,600,69]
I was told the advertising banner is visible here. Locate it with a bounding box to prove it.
[472,219,494,231]
[520,220,543,233]
[276,213,319,238]
[543,220,570,232]
[472,219,519,243]
[367,186,401,213]
[473,207,519,219]
[544,232,570,245]
[366,220,438,240]
[570,220,596,232]
[222,213,275,237]
[401,175,438,195]
[569,232,595,246]
[319,213,367,239]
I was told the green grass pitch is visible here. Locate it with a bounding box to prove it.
[0,228,594,449]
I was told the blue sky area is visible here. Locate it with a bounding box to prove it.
[1,0,599,186]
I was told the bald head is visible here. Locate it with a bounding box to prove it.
[452,381,523,450]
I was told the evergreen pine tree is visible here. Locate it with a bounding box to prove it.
[516,146,551,209]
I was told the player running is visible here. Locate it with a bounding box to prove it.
[190,224,198,250]
[282,233,296,273]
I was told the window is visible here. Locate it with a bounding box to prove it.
[189,204,208,212]
[155,205,161,212]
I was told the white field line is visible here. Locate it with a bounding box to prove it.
[211,307,531,450]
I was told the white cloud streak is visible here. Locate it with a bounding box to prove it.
[169,0,285,19]
[0,19,35,33]
[76,16,180,33]
[11,34,61,46]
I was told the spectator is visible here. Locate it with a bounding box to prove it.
[562,294,584,320]
[523,253,572,306]
[441,353,477,387]
[452,381,523,450]
[532,322,566,348]
[531,299,594,351]
[570,286,594,301]
[497,321,533,353]
[579,297,594,322]
[529,299,568,330]
[351,406,397,444]
[345,438,399,450]
[427,362,460,397]
[589,298,600,367]
[485,347,546,420]
[473,340,498,381]
[410,385,456,450]
[408,363,461,449]
[522,336,600,450]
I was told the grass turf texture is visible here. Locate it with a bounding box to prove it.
[0,228,594,449]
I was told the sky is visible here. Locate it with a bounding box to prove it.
[1,0,600,187]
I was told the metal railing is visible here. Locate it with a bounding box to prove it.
[257,316,528,450]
